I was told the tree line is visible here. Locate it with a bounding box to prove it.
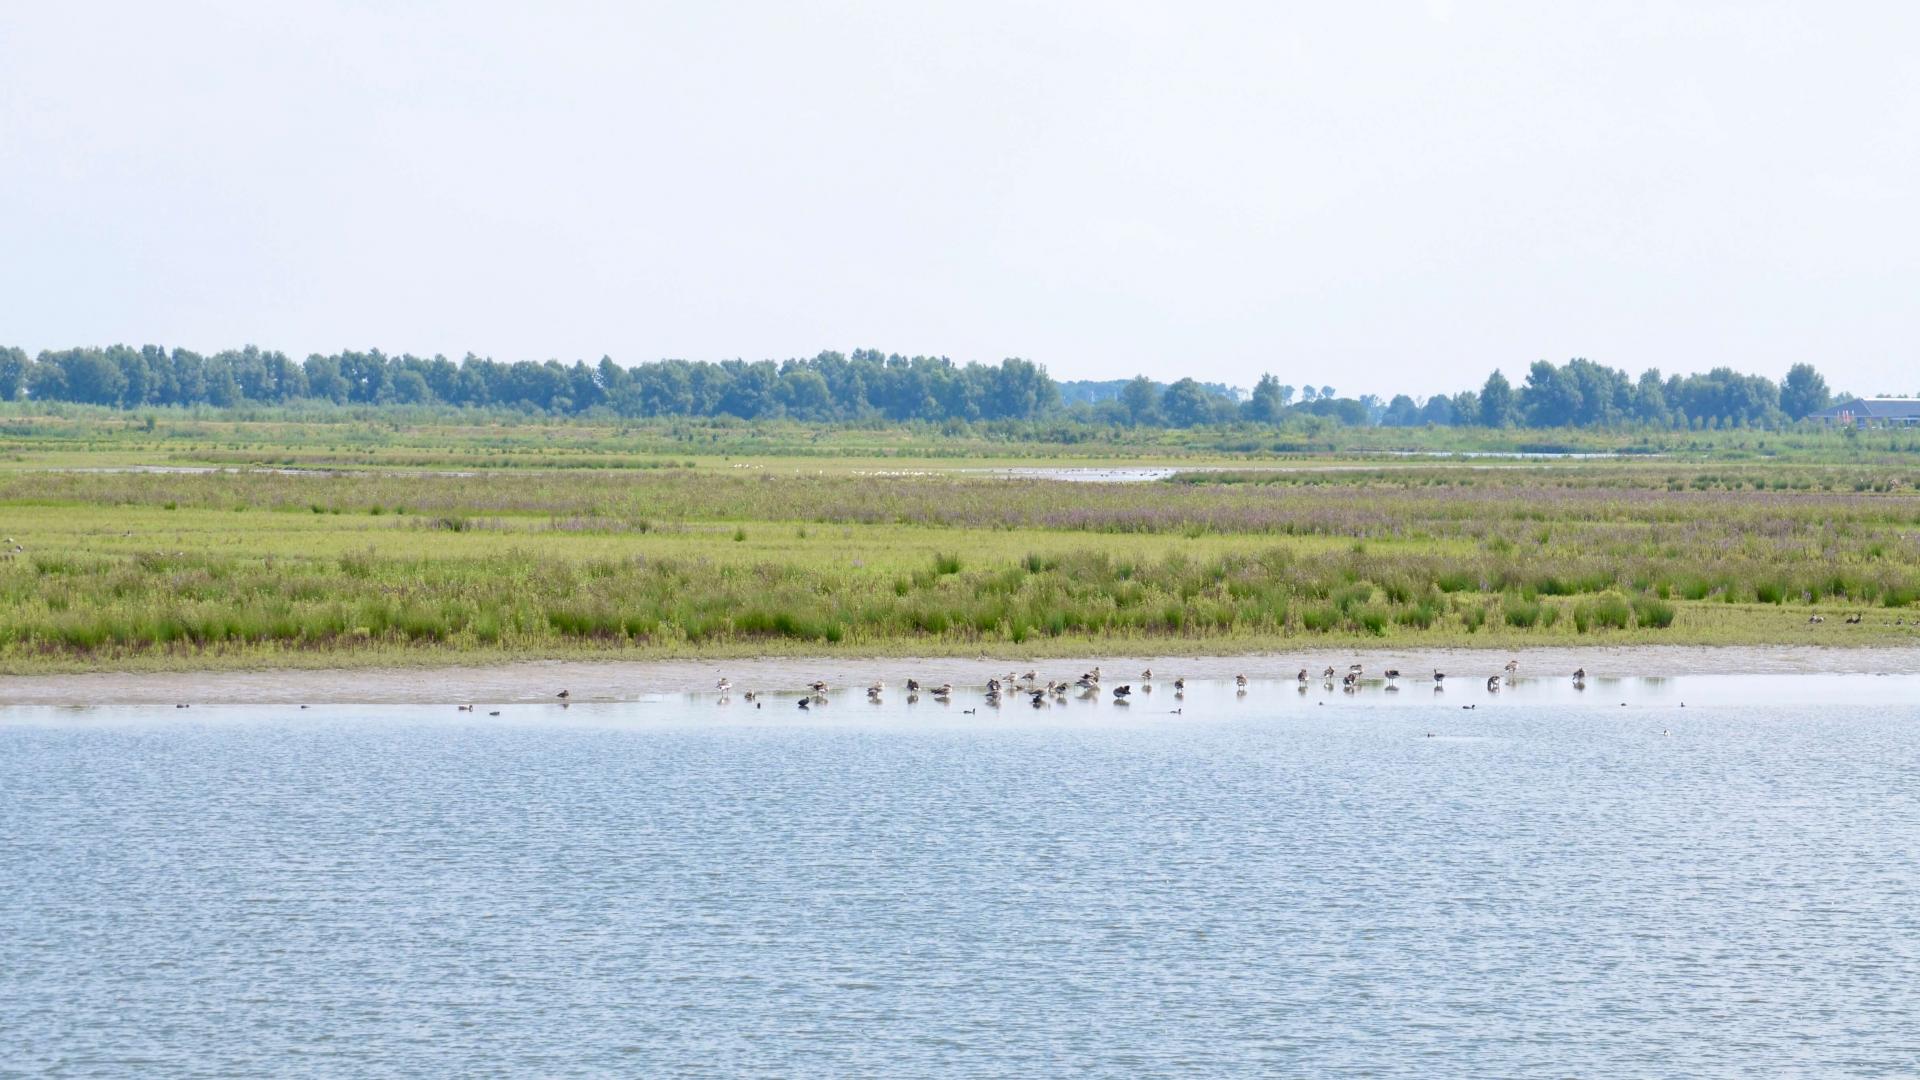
[0,344,1852,428]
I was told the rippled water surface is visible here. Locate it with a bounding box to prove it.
[5,678,1919,1077]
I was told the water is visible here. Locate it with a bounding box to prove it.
[5,678,1919,1077]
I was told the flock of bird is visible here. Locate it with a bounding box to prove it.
[689,660,1596,712]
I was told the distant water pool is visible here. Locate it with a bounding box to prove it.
[4,679,1918,1076]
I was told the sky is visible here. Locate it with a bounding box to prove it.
[3,1,1917,397]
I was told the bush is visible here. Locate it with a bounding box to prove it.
[1574,592,1632,633]
[1632,594,1676,629]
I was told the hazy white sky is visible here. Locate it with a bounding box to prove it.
[3,1,1916,395]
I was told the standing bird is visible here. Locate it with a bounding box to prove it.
[1432,669,1446,683]
[556,689,571,699]
[1234,673,1249,690]
[1297,668,1310,684]
[715,678,732,695]
[1383,669,1400,683]
[1572,667,1587,683]
[1486,675,1501,692]
[1504,659,1519,680]
[1173,677,1185,692]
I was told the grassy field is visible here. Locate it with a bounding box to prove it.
[1,412,1917,672]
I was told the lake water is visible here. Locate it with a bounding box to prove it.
[5,677,1919,1076]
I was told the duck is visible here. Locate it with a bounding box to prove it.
[1113,685,1132,698]
[797,698,810,710]
[457,704,473,712]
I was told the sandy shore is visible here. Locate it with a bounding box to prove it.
[3,645,1918,705]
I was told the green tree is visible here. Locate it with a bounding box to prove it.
[1119,375,1159,425]
[1246,374,1287,423]
[1160,378,1216,427]
[0,347,26,400]
[1780,363,1831,420]
[1478,370,1514,427]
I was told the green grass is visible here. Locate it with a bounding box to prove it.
[0,410,1916,671]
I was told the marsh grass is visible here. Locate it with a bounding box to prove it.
[0,435,1916,669]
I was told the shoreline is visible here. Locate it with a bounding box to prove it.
[3,644,1917,705]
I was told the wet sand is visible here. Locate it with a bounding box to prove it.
[3,644,1917,705]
